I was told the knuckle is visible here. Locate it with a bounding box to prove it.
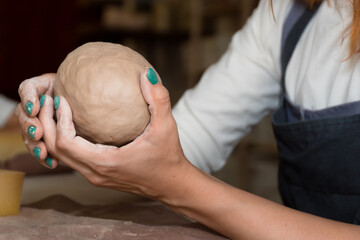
[89,176,104,187]
[18,79,31,95]
[19,77,35,90]
[18,81,25,94]
[95,165,106,174]
[90,161,108,175]
[55,137,67,150]
[15,104,22,117]
[155,87,170,103]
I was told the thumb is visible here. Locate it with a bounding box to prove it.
[140,68,172,124]
[56,96,77,143]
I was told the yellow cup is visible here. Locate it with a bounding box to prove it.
[0,169,25,216]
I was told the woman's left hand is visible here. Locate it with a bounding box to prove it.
[39,69,192,201]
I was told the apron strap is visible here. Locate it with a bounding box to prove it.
[280,1,322,91]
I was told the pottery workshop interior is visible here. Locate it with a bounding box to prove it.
[2,0,358,239]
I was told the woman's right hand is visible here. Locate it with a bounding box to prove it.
[16,73,57,169]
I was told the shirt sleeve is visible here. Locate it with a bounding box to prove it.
[0,94,17,128]
[172,0,291,173]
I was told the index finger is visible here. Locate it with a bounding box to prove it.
[18,73,55,117]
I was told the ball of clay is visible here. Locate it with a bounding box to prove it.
[54,42,152,146]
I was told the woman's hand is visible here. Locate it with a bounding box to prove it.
[16,73,57,168]
[38,69,192,201]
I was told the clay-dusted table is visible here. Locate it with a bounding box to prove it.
[0,195,228,240]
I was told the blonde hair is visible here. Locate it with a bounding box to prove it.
[270,0,360,57]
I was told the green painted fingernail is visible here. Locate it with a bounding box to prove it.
[54,96,60,110]
[28,125,36,139]
[33,147,41,159]
[147,67,158,85]
[46,157,53,168]
[40,94,45,108]
[25,101,33,115]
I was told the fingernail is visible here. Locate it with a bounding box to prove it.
[46,157,53,168]
[40,94,45,108]
[54,96,60,110]
[33,146,41,159]
[25,101,33,115]
[147,67,158,85]
[28,125,36,139]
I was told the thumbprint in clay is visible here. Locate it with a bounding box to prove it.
[54,42,154,146]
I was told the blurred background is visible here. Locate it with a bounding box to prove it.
[0,0,281,204]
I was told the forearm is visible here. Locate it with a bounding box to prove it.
[163,161,360,240]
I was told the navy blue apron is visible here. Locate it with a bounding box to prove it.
[272,0,360,224]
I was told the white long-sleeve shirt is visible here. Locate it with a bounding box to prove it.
[0,94,16,128]
[173,0,360,173]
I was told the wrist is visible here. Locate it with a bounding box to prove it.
[159,160,216,216]
[155,156,195,205]
[158,162,244,238]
